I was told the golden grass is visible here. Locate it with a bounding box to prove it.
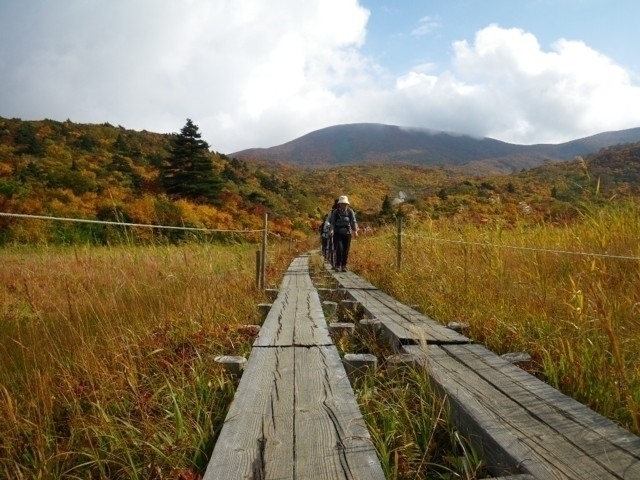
[4,199,640,478]
[351,201,640,435]
[0,240,299,478]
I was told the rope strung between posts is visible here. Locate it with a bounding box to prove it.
[352,225,640,262]
[401,231,640,261]
[0,212,264,234]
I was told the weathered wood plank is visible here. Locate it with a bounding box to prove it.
[404,344,640,479]
[291,289,331,346]
[206,255,385,479]
[329,270,378,290]
[204,347,295,480]
[330,263,640,479]
[444,343,640,477]
[255,256,332,347]
[205,345,384,479]
[365,289,469,343]
[281,255,312,289]
[253,289,333,347]
[294,346,385,479]
[331,271,469,345]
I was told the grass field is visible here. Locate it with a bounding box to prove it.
[351,201,640,436]
[0,240,297,479]
[2,200,639,478]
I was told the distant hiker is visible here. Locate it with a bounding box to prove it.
[324,198,339,265]
[329,195,358,272]
[319,213,331,259]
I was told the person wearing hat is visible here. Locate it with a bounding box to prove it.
[329,195,358,272]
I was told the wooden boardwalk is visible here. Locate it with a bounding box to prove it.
[330,267,640,479]
[203,255,385,480]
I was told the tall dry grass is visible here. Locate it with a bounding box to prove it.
[0,239,299,478]
[352,201,640,435]
[5,201,639,478]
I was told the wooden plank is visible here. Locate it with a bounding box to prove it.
[281,255,311,289]
[207,255,385,479]
[254,289,296,347]
[291,289,331,346]
[294,345,385,479]
[404,344,640,479]
[365,289,469,343]
[338,284,469,345]
[330,270,378,290]
[332,267,640,477]
[204,347,295,480]
[205,345,384,479]
[405,345,595,478]
[254,289,332,347]
[255,256,332,347]
[330,269,469,344]
[403,345,547,477]
[443,343,640,477]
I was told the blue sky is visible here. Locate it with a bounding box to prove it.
[1,0,639,153]
[361,0,640,77]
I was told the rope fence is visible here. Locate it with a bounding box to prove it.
[0,211,271,288]
[402,233,640,262]
[4,211,638,275]
[0,212,263,234]
[353,217,640,268]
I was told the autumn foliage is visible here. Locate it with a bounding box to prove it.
[3,116,640,245]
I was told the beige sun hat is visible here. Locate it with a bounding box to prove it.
[337,195,350,205]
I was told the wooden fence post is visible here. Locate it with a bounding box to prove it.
[260,213,268,289]
[255,250,261,289]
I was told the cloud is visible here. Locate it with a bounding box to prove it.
[411,16,441,37]
[450,26,636,138]
[384,24,640,145]
[1,2,639,153]
[0,0,371,151]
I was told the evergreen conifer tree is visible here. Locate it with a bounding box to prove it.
[161,119,222,202]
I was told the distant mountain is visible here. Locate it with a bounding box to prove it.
[232,123,640,173]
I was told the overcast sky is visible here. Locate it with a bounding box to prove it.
[1,0,640,153]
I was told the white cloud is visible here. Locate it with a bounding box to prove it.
[0,0,372,151]
[1,2,639,152]
[411,16,441,37]
[384,24,640,144]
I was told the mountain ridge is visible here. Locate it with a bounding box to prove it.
[233,123,640,173]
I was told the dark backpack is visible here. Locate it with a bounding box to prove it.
[333,208,354,234]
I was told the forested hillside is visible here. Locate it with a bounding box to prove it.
[1,116,640,245]
[0,117,330,244]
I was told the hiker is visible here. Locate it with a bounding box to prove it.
[329,195,358,272]
[324,198,339,265]
[319,213,331,259]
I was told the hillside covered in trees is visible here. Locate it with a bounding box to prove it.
[1,116,640,245]
[0,117,330,244]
